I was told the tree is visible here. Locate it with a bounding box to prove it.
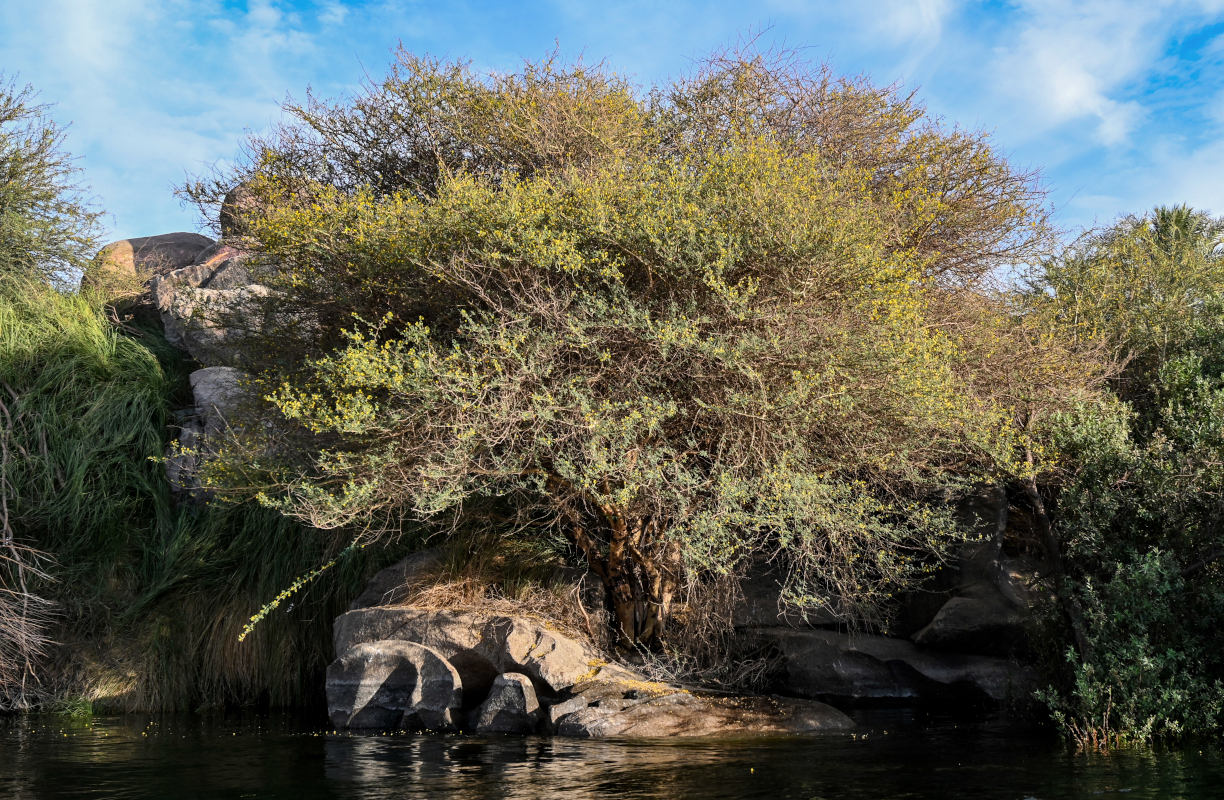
[1024,207,1224,746]
[0,78,100,287]
[1025,205,1224,406]
[190,48,1060,649]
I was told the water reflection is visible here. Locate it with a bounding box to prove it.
[325,736,746,800]
[2,711,1223,799]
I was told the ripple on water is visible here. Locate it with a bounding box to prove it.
[1,710,1221,800]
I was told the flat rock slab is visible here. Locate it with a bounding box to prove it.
[326,639,462,731]
[551,682,854,738]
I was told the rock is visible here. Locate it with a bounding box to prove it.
[551,685,853,738]
[88,232,215,284]
[146,241,286,368]
[759,628,1035,705]
[912,596,1028,656]
[165,367,251,496]
[349,550,444,610]
[190,367,247,433]
[160,283,272,366]
[143,241,281,367]
[545,680,630,728]
[326,640,462,731]
[333,608,630,699]
[473,673,541,734]
[220,183,259,237]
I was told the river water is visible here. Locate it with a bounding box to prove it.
[2,709,1221,799]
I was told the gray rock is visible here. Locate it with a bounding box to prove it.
[349,550,444,610]
[333,608,631,699]
[220,183,258,237]
[912,596,1028,656]
[190,367,247,433]
[165,367,251,496]
[326,640,462,731]
[88,232,214,283]
[760,628,1035,705]
[144,242,282,367]
[473,673,541,734]
[161,283,272,366]
[545,680,628,728]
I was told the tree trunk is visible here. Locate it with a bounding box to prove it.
[562,501,677,649]
[1022,444,1091,658]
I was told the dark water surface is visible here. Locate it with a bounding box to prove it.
[2,709,1221,799]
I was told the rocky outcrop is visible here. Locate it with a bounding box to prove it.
[326,640,462,731]
[326,605,856,738]
[150,247,276,367]
[757,628,1035,705]
[333,607,632,699]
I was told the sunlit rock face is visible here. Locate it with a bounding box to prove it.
[86,232,215,286]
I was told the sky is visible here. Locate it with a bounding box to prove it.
[3,0,1224,245]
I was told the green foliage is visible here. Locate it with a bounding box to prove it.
[1038,551,1224,748]
[1030,206,1224,746]
[0,79,100,287]
[0,278,381,710]
[1026,204,1224,407]
[188,47,1058,644]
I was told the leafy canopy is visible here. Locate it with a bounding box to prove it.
[1026,206,1224,746]
[191,48,1059,637]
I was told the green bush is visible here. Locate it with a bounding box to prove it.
[0,79,100,286]
[1028,207,1224,746]
[0,279,381,711]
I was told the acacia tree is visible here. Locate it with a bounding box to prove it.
[191,48,1063,648]
[0,79,100,287]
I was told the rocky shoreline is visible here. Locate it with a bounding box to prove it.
[87,229,1048,738]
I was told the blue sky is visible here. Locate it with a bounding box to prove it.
[3,0,1224,245]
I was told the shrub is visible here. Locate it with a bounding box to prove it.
[184,47,1071,650]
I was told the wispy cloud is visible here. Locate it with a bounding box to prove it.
[3,0,1224,242]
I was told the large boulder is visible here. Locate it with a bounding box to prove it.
[912,595,1028,656]
[159,283,272,366]
[333,608,631,699]
[144,241,284,367]
[472,673,542,734]
[220,182,258,237]
[759,628,1035,705]
[88,232,214,285]
[326,640,462,731]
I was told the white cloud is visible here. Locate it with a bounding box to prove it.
[320,2,350,27]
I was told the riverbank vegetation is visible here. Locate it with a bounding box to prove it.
[4,50,1224,749]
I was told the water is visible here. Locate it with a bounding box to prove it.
[2,710,1221,799]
